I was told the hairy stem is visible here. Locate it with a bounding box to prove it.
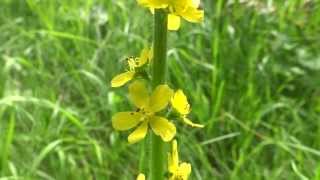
[150,9,168,180]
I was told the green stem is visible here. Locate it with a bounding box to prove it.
[152,10,168,87]
[150,9,168,180]
[139,137,146,173]
[139,133,149,174]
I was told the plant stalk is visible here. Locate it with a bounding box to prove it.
[150,9,168,180]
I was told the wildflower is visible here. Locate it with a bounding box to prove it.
[111,47,153,87]
[137,0,204,30]
[171,90,204,128]
[136,173,145,180]
[168,140,191,180]
[112,80,176,144]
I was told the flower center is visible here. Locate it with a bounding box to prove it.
[127,57,140,71]
[136,108,153,120]
[173,175,184,180]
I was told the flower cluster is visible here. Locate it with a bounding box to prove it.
[111,48,203,144]
[137,140,191,180]
[137,0,204,30]
[111,47,153,88]
[111,0,204,179]
[168,140,191,180]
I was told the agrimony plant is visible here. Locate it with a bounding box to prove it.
[110,0,204,179]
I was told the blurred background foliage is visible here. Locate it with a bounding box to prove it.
[0,0,320,179]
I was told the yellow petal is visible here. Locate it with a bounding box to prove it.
[191,0,200,8]
[177,162,192,179]
[112,112,143,131]
[168,140,179,173]
[129,80,150,109]
[148,45,154,61]
[149,8,155,14]
[168,14,181,31]
[128,121,148,144]
[171,89,191,115]
[150,116,176,142]
[183,117,204,128]
[136,173,146,180]
[172,0,188,10]
[137,0,168,8]
[137,47,151,67]
[179,7,204,23]
[149,84,173,113]
[137,0,148,6]
[111,71,135,87]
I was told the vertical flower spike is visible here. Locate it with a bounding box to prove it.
[112,80,176,144]
[171,90,204,128]
[168,140,192,180]
[111,47,152,87]
[113,0,205,179]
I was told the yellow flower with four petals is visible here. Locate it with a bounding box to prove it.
[168,140,192,180]
[137,0,204,30]
[111,47,153,87]
[171,89,204,128]
[112,80,176,144]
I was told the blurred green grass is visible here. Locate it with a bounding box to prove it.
[1,0,320,179]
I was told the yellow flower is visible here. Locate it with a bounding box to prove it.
[171,90,204,128]
[137,0,204,31]
[112,80,176,144]
[111,47,153,87]
[136,173,145,180]
[168,140,191,180]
